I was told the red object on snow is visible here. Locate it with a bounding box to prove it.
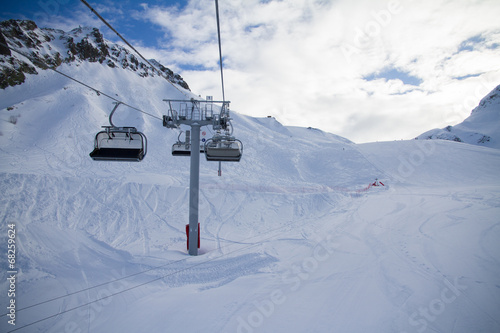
[186,223,200,250]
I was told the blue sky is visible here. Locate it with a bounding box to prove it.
[0,1,184,50]
[2,0,500,143]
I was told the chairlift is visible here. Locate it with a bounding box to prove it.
[172,130,204,156]
[172,142,191,156]
[204,134,243,162]
[89,102,147,162]
[90,127,147,161]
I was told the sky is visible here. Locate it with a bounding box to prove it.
[2,0,500,143]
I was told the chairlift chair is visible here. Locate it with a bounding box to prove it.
[204,134,243,162]
[171,130,204,156]
[171,143,205,156]
[172,142,191,156]
[90,126,147,161]
[89,102,147,162]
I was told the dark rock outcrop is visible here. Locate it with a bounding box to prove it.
[0,19,190,90]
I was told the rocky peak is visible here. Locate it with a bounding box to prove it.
[471,84,500,115]
[416,84,500,149]
[0,19,189,90]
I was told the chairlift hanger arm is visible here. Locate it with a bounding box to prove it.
[108,101,123,128]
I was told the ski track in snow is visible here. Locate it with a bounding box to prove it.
[1,143,500,332]
[1,65,500,332]
[1,152,500,332]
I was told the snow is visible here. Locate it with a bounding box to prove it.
[1,61,500,333]
[416,85,500,149]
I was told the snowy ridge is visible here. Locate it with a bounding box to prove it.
[0,19,189,90]
[1,21,500,333]
[416,84,500,149]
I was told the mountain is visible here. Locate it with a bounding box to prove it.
[416,84,500,149]
[1,20,500,333]
[0,19,189,90]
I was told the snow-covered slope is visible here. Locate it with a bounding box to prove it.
[0,19,189,90]
[416,84,500,149]
[1,21,500,333]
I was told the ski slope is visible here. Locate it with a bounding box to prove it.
[1,63,500,333]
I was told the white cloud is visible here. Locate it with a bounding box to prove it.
[28,0,115,32]
[136,0,500,143]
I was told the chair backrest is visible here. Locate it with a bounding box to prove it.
[90,128,147,162]
[205,138,242,162]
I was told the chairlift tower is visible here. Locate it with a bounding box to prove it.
[89,0,235,256]
[163,98,242,256]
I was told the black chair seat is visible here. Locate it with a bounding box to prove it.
[90,148,144,162]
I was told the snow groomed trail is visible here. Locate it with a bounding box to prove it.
[1,140,499,333]
[1,65,500,332]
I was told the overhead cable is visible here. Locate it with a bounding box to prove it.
[2,219,285,321]
[79,0,190,99]
[214,0,226,102]
[0,41,162,121]
[6,226,288,332]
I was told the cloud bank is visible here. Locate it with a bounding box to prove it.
[5,0,499,143]
[133,0,500,143]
